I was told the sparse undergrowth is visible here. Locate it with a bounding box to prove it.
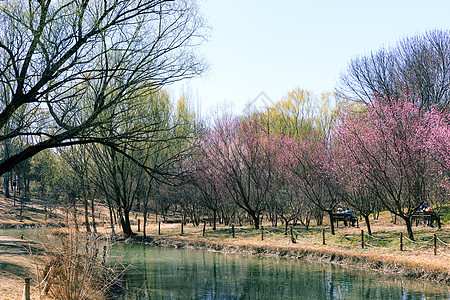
[33,229,122,300]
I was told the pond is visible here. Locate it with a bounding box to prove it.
[112,244,450,300]
[1,228,448,299]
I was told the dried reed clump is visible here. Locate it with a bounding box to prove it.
[36,230,121,300]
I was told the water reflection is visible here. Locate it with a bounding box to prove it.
[113,245,449,300]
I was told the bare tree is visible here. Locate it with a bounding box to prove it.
[60,145,95,232]
[199,117,277,229]
[88,88,194,237]
[338,29,450,111]
[0,0,206,175]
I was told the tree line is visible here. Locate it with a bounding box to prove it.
[0,2,449,241]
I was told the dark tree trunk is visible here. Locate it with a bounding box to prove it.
[71,194,79,232]
[213,209,217,230]
[248,210,260,229]
[143,203,148,239]
[254,216,260,230]
[121,209,133,238]
[284,219,290,235]
[404,216,414,241]
[437,215,442,229]
[363,214,372,236]
[84,196,91,233]
[106,198,115,235]
[327,210,335,235]
[4,172,9,198]
[91,196,97,233]
[23,170,30,197]
[314,209,323,226]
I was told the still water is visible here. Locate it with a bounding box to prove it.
[112,244,450,300]
[1,229,448,299]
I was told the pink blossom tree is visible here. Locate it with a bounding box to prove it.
[183,146,228,230]
[197,116,277,229]
[329,132,379,236]
[425,110,450,222]
[277,133,343,235]
[333,96,448,240]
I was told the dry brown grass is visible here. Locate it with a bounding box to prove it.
[0,194,65,228]
[36,229,119,300]
[0,194,116,299]
[0,236,51,300]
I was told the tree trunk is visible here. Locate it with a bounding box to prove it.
[363,214,372,236]
[91,196,97,233]
[327,210,335,235]
[121,209,133,238]
[304,220,309,230]
[143,203,148,239]
[314,209,323,225]
[106,198,115,235]
[213,210,217,230]
[71,194,79,232]
[248,211,260,229]
[437,215,442,229]
[23,171,30,198]
[284,219,289,235]
[3,172,9,198]
[84,196,91,233]
[404,216,414,241]
[254,216,260,230]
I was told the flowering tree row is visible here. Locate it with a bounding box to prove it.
[183,94,450,240]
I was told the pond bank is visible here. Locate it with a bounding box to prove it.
[129,234,450,284]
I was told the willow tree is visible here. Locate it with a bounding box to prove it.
[89,90,196,238]
[260,88,338,229]
[0,0,206,175]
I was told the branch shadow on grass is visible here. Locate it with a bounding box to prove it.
[0,261,32,278]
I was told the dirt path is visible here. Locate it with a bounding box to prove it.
[0,235,49,300]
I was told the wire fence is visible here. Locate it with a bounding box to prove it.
[260,225,448,255]
[164,220,449,256]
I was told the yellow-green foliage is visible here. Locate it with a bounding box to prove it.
[259,88,337,141]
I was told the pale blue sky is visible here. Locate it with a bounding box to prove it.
[170,0,450,115]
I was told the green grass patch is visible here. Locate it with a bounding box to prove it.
[439,203,450,225]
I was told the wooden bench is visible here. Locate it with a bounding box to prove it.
[332,213,358,227]
[411,211,440,227]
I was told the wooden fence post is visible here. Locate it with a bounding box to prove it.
[361,230,364,249]
[232,224,235,238]
[261,226,264,241]
[203,222,206,237]
[400,232,403,251]
[181,220,184,235]
[23,277,31,300]
[158,221,161,235]
[434,234,437,256]
[322,229,326,245]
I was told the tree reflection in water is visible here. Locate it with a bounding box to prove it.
[113,245,449,300]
